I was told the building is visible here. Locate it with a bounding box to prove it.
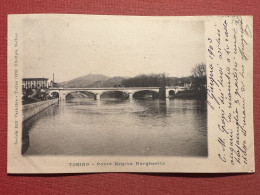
[22,78,51,89]
[49,80,59,88]
[184,82,192,88]
[177,80,192,88]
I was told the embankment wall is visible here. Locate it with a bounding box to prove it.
[22,99,58,121]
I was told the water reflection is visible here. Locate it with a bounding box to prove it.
[22,98,207,157]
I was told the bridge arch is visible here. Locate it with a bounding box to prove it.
[99,90,129,99]
[165,88,179,98]
[49,90,60,98]
[132,89,159,99]
[50,91,60,98]
[168,90,176,96]
[65,91,95,100]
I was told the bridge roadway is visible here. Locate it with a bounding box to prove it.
[49,86,188,100]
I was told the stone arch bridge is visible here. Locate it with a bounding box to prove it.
[49,86,187,101]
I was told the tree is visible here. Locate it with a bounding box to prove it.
[121,73,169,87]
[191,63,206,77]
[23,88,33,100]
[190,63,207,100]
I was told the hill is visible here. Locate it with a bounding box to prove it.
[59,74,110,88]
[58,74,192,88]
[87,77,125,87]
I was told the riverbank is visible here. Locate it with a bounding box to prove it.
[22,98,58,121]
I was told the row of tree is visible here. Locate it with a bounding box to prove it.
[120,73,168,87]
[120,63,206,88]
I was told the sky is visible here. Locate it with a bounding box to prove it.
[22,15,205,82]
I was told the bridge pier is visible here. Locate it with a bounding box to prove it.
[94,94,101,100]
[165,89,170,98]
[59,92,66,101]
[128,93,133,100]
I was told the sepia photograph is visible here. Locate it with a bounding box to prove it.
[8,14,254,174]
[21,15,208,157]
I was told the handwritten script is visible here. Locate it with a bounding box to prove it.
[207,16,252,166]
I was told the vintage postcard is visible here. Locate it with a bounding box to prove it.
[7,14,254,173]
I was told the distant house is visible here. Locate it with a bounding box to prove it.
[49,80,58,87]
[177,80,192,89]
[184,82,192,88]
[22,78,51,89]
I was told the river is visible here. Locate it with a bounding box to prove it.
[22,98,207,157]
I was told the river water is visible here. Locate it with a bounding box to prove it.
[22,98,207,157]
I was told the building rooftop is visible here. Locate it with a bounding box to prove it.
[22,78,49,81]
